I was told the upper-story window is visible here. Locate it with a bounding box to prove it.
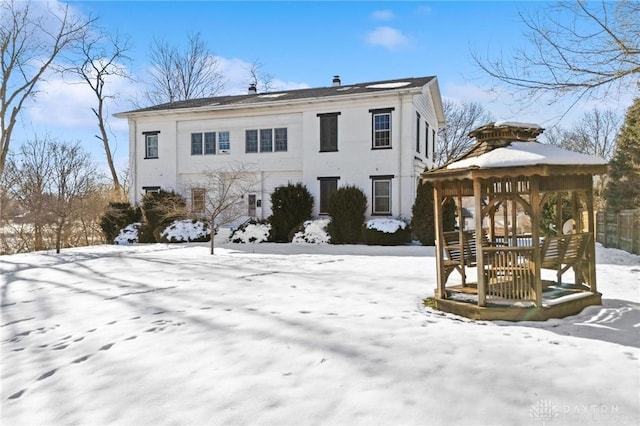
[218,131,230,152]
[432,128,436,160]
[246,128,288,153]
[370,108,394,149]
[318,112,340,152]
[275,128,288,152]
[191,132,217,155]
[425,122,430,159]
[144,132,159,159]
[246,130,258,153]
[260,129,273,152]
[416,112,421,153]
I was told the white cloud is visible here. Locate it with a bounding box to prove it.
[371,10,395,21]
[365,26,411,51]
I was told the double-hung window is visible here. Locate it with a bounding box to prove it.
[275,128,288,152]
[371,175,393,215]
[191,133,203,155]
[416,112,421,153]
[425,122,430,159]
[218,131,230,152]
[370,108,394,149]
[144,132,159,159]
[245,130,258,153]
[191,132,216,155]
[318,177,339,214]
[260,129,273,152]
[318,112,340,152]
[204,132,216,154]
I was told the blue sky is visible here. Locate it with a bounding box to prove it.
[13,1,633,171]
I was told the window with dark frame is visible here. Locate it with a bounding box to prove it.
[191,188,205,212]
[245,129,258,153]
[416,112,421,153]
[204,132,216,154]
[274,128,288,152]
[142,186,160,194]
[318,177,339,214]
[371,175,393,215]
[432,128,436,160]
[425,122,430,159]
[191,133,203,155]
[318,112,340,152]
[144,132,159,159]
[260,129,273,152]
[370,108,394,149]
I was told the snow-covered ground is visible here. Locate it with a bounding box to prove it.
[1,237,638,425]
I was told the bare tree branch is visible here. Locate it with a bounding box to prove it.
[142,32,225,105]
[1,0,95,178]
[473,1,640,111]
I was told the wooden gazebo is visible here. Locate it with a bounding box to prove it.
[422,122,608,321]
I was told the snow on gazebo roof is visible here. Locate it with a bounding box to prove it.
[431,122,608,174]
[446,141,608,170]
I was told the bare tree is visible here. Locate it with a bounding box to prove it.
[65,31,132,196]
[244,59,274,93]
[49,140,98,253]
[4,136,100,253]
[142,32,225,105]
[184,162,259,254]
[473,1,640,112]
[436,100,494,166]
[5,136,56,251]
[543,109,621,160]
[0,0,94,178]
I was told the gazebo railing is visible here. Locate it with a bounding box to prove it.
[484,246,535,300]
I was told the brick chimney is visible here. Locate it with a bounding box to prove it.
[248,83,257,94]
[332,75,341,86]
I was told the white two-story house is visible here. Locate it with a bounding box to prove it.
[114,75,445,221]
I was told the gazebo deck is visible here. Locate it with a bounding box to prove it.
[435,281,601,321]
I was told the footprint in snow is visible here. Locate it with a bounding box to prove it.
[37,369,57,381]
[99,343,115,351]
[72,355,91,364]
[8,389,26,400]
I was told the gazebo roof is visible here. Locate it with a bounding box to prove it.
[424,122,608,180]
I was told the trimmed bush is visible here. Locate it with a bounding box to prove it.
[268,183,314,242]
[229,219,271,243]
[411,181,456,245]
[138,190,186,243]
[327,185,367,244]
[100,202,142,243]
[364,218,411,245]
[160,219,211,243]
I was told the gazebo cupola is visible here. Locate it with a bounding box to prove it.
[422,121,608,321]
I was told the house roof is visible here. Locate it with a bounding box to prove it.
[114,76,438,117]
[423,122,608,180]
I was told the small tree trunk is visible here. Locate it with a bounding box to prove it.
[210,217,215,255]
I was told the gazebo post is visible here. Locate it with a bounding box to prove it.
[530,177,543,307]
[474,178,487,307]
[585,186,598,294]
[433,182,446,299]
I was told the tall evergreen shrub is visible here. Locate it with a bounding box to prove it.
[100,202,142,243]
[138,190,186,243]
[268,183,314,242]
[605,97,640,211]
[327,185,367,244]
[411,181,456,245]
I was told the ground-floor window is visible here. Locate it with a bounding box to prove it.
[371,175,393,215]
[318,177,339,214]
[191,188,205,212]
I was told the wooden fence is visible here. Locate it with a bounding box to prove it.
[596,210,640,254]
